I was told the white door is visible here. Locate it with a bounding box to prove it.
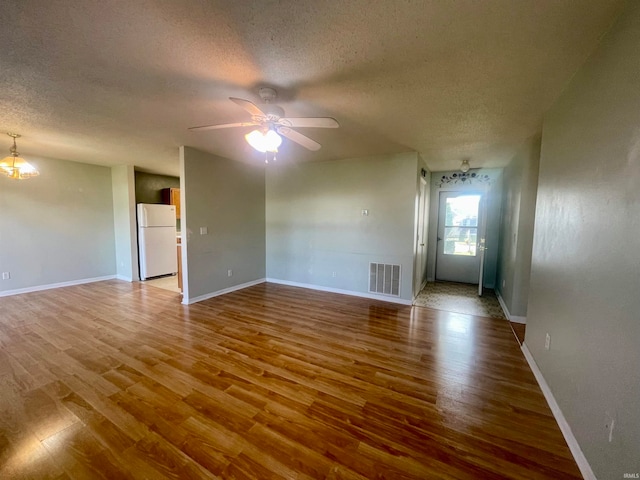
[435,192,483,284]
[413,178,428,297]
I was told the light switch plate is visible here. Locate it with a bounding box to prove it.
[200,227,208,235]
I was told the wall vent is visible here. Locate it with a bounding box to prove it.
[369,263,401,296]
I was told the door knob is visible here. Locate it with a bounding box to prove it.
[420,243,425,246]
[437,237,442,241]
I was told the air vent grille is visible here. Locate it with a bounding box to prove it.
[369,263,401,296]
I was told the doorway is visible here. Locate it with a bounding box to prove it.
[413,177,428,297]
[435,192,483,284]
[417,171,507,320]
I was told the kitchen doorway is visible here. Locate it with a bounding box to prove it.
[144,274,181,293]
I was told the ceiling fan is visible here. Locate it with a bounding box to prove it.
[188,87,339,153]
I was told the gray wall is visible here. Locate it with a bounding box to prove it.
[266,152,418,302]
[496,135,540,319]
[0,156,116,293]
[111,165,139,282]
[526,3,640,477]
[181,147,265,302]
[134,171,179,204]
[426,168,503,288]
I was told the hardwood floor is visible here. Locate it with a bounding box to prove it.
[510,322,527,345]
[0,280,581,479]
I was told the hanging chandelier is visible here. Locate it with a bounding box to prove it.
[0,133,39,180]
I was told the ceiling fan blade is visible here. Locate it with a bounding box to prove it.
[229,97,267,117]
[279,117,340,129]
[188,122,258,132]
[277,127,321,151]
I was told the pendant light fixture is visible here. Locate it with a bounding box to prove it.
[0,133,39,180]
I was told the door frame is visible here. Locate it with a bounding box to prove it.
[477,194,489,295]
[425,169,502,289]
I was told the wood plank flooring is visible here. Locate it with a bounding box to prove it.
[510,322,527,345]
[0,280,581,479]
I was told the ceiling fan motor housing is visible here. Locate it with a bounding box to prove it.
[260,104,285,121]
[258,87,283,120]
[258,87,277,102]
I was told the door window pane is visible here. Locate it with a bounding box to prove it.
[444,227,477,256]
[444,195,480,256]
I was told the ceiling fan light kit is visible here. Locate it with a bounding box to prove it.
[189,87,339,160]
[245,129,282,153]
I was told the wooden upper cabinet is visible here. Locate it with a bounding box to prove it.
[162,188,181,219]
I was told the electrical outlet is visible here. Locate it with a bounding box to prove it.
[2,272,10,280]
[332,271,337,278]
[605,412,615,442]
[361,209,369,216]
[227,269,232,277]
[200,227,208,235]
[544,333,551,350]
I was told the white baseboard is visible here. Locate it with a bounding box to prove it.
[116,274,134,282]
[496,291,510,318]
[0,275,117,297]
[521,344,596,480]
[266,278,413,306]
[496,291,526,324]
[183,278,266,305]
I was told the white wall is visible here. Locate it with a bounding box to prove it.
[0,156,116,293]
[181,147,265,303]
[426,168,503,288]
[111,165,138,282]
[266,152,418,303]
[526,3,640,478]
[496,136,540,319]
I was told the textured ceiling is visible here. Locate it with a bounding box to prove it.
[0,0,626,176]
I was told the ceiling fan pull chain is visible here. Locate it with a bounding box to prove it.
[264,151,277,164]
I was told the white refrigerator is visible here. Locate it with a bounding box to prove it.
[137,203,177,280]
